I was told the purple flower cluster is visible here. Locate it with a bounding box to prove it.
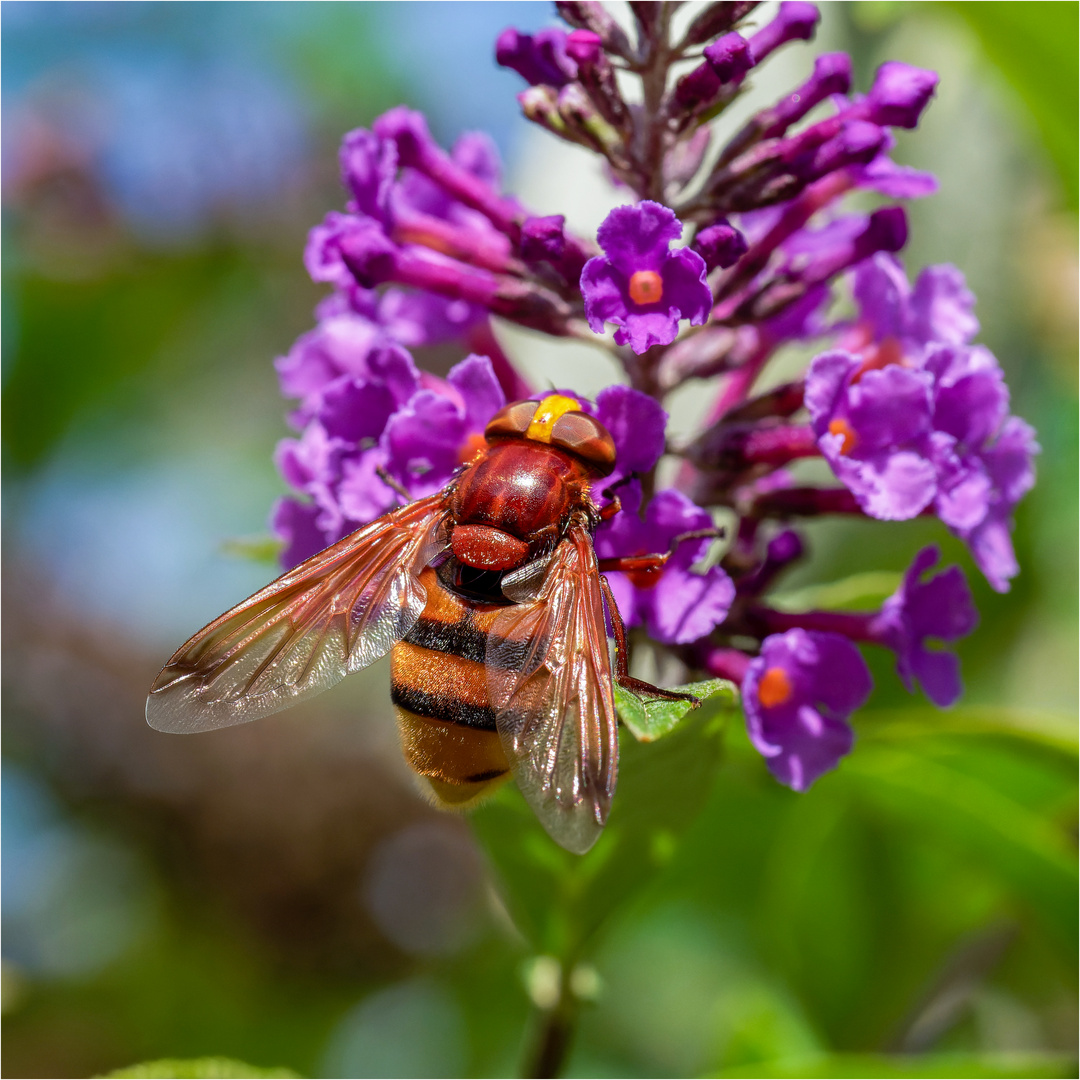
[270,2,1035,795]
[804,254,1037,591]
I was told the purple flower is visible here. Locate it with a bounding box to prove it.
[274,420,356,546]
[743,629,872,791]
[272,354,507,567]
[960,416,1038,592]
[834,257,1037,590]
[272,498,329,570]
[276,310,391,406]
[597,489,735,646]
[782,207,908,286]
[928,345,1039,593]
[589,384,668,503]
[581,201,712,353]
[377,290,487,349]
[806,349,939,520]
[496,27,576,87]
[873,546,978,706]
[850,253,978,355]
[382,353,506,497]
[852,149,939,200]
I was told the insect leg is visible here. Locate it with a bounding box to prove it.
[597,471,642,520]
[376,466,412,504]
[596,526,724,573]
[598,573,699,706]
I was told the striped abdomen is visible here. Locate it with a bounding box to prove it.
[390,566,512,808]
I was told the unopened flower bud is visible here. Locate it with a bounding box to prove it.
[694,219,749,271]
[774,52,851,129]
[860,205,908,254]
[555,1,634,61]
[747,1,819,64]
[518,85,570,135]
[704,32,753,83]
[864,61,938,129]
[673,62,723,113]
[564,28,630,130]
[565,28,603,66]
[717,52,852,168]
[521,215,567,262]
[496,27,576,87]
[796,120,886,181]
[557,82,624,157]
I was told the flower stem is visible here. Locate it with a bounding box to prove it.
[524,970,578,1079]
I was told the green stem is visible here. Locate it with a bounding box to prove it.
[524,966,578,1079]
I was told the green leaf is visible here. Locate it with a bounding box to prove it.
[714,1051,1076,1078]
[99,1059,300,1079]
[615,678,738,742]
[845,737,1077,949]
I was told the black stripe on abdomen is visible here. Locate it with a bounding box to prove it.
[403,615,535,671]
[403,615,487,664]
[390,683,498,731]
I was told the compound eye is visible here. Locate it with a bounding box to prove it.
[550,412,617,475]
[484,400,537,441]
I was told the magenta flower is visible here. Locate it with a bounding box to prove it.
[821,256,1038,590]
[581,201,712,354]
[587,383,668,506]
[382,354,505,497]
[928,346,1039,593]
[743,629,873,791]
[806,349,940,520]
[597,489,735,646]
[272,498,329,570]
[874,546,978,707]
[850,253,978,355]
[272,354,506,568]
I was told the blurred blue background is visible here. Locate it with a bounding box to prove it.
[2,3,1076,1077]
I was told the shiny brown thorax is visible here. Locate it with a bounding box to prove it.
[445,394,616,573]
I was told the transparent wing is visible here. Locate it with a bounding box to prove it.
[147,496,448,733]
[486,527,618,854]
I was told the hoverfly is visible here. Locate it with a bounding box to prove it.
[146,394,706,853]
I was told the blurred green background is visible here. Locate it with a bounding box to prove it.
[2,3,1076,1078]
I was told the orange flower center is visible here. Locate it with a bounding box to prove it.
[853,335,905,380]
[827,417,858,455]
[628,270,664,306]
[757,666,793,708]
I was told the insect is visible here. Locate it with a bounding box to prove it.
[146,394,711,853]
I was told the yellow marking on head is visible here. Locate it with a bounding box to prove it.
[525,394,581,444]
